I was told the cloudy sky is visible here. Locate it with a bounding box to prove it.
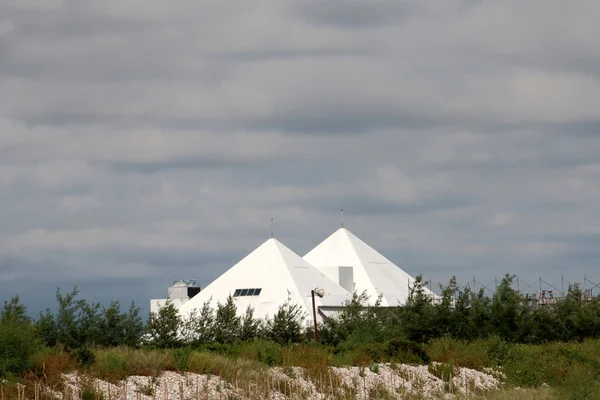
[1,0,600,316]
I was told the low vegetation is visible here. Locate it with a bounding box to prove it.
[1,274,599,398]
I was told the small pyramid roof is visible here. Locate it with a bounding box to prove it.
[303,227,437,307]
[178,237,351,323]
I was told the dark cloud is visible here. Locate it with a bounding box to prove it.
[1,0,600,312]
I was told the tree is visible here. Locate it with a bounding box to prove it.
[121,301,144,347]
[267,300,305,345]
[54,287,84,349]
[399,275,437,342]
[0,296,40,377]
[490,274,528,342]
[146,300,181,348]
[36,308,58,347]
[96,301,143,347]
[240,305,260,341]
[1,296,29,325]
[213,296,240,344]
[433,276,460,337]
[181,299,214,346]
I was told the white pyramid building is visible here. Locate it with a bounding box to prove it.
[178,237,353,325]
[303,227,438,307]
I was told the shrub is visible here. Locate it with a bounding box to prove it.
[235,340,282,366]
[71,347,96,367]
[0,297,41,378]
[426,336,491,370]
[93,347,172,379]
[0,321,41,378]
[32,347,75,387]
[362,343,384,363]
[172,347,192,371]
[556,363,600,400]
[384,337,429,364]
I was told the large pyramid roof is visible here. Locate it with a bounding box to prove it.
[178,237,352,324]
[303,227,437,307]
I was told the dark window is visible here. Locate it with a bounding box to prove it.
[233,288,262,297]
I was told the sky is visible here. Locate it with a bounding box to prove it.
[1,0,600,317]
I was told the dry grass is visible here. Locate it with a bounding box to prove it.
[471,387,556,400]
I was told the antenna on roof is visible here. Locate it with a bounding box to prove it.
[341,208,344,228]
[271,218,274,238]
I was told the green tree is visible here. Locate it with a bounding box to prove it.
[434,276,460,337]
[35,308,58,347]
[1,296,30,324]
[181,299,214,346]
[0,296,40,377]
[490,274,528,342]
[213,295,240,344]
[121,301,144,347]
[54,287,83,349]
[240,305,260,341]
[267,300,305,345]
[399,275,437,342]
[146,299,181,348]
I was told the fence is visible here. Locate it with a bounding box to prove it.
[424,275,599,305]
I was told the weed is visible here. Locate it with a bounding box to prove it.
[369,363,379,374]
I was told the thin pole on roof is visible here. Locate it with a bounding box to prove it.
[341,208,344,227]
[271,218,274,238]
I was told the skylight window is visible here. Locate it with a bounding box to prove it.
[233,288,262,297]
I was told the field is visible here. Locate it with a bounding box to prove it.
[2,338,600,399]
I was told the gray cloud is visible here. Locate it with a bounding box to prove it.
[1,0,600,316]
[290,1,421,28]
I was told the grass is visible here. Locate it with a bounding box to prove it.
[3,338,600,399]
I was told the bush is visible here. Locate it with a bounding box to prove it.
[32,347,76,387]
[0,321,41,378]
[426,336,493,370]
[384,337,429,364]
[0,296,40,378]
[230,340,282,366]
[556,363,600,400]
[93,347,172,379]
[172,347,192,371]
[71,347,96,367]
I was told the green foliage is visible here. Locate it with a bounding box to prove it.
[383,337,429,364]
[171,347,192,371]
[240,305,261,341]
[97,301,144,348]
[0,297,40,378]
[181,299,214,346]
[212,295,240,345]
[266,300,305,345]
[251,340,282,366]
[35,287,142,349]
[556,363,600,400]
[71,346,96,367]
[1,296,30,325]
[146,299,181,348]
